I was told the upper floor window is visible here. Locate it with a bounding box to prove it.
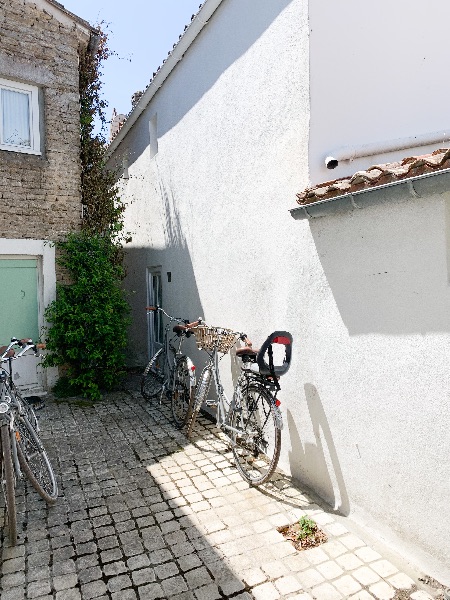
[0,78,41,155]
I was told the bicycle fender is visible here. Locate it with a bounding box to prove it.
[186,357,197,388]
[272,404,283,430]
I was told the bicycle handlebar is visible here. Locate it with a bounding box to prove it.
[0,338,45,362]
[146,306,203,327]
[184,319,202,329]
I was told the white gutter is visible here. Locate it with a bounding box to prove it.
[107,0,224,156]
[324,129,450,169]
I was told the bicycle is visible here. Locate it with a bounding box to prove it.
[0,338,58,545]
[186,325,293,485]
[141,306,202,427]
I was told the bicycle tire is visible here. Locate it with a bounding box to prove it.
[6,381,39,432]
[186,365,212,438]
[229,383,281,486]
[186,401,200,439]
[1,423,17,545]
[141,348,165,400]
[15,415,58,504]
[171,357,192,428]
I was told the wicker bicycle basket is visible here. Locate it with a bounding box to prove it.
[194,326,239,354]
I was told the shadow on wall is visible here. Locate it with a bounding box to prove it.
[287,384,350,516]
[122,166,206,368]
[308,198,450,335]
[125,0,295,169]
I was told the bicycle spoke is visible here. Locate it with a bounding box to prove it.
[230,384,281,485]
[141,349,165,400]
[15,417,58,503]
[171,358,192,428]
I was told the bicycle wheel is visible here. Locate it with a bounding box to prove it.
[0,423,17,545]
[12,383,40,432]
[15,415,58,504]
[141,348,165,400]
[229,383,281,485]
[186,366,212,438]
[171,357,192,428]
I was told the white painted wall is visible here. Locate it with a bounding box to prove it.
[109,0,450,581]
[309,0,450,184]
[112,0,310,368]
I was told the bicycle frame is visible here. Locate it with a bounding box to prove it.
[198,347,252,445]
[160,329,195,400]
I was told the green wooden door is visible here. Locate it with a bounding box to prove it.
[0,259,39,344]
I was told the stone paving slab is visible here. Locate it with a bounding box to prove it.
[0,385,446,600]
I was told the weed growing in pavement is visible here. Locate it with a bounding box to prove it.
[296,516,318,540]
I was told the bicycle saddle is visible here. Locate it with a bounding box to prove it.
[173,325,195,337]
[236,346,257,357]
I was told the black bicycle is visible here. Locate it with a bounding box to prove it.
[141,307,202,427]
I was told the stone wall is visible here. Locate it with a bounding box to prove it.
[0,0,87,242]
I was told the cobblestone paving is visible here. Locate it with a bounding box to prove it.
[0,385,446,600]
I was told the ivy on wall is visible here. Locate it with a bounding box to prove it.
[43,28,130,400]
[79,29,126,239]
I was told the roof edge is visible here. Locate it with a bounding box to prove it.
[290,167,450,220]
[26,0,96,35]
[107,0,224,156]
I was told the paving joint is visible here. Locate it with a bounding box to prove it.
[0,379,447,600]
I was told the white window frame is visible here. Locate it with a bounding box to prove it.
[0,77,41,155]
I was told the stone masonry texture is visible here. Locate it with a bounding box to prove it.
[0,377,446,600]
[0,0,85,243]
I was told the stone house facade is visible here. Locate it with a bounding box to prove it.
[0,0,94,391]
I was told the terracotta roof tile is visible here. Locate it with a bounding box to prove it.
[296,148,450,205]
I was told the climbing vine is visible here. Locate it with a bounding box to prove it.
[78,28,127,239]
[43,28,130,400]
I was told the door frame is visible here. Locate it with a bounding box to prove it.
[0,239,57,391]
[146,267,163,359]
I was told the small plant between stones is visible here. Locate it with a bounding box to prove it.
[278,515,328,551]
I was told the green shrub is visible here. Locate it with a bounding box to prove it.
[43,232,130,400]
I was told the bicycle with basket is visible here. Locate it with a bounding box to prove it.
[186,323,293,485]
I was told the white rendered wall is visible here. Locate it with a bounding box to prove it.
[112,0,310,369]
[309,0,450,184]
[110,0,450,580]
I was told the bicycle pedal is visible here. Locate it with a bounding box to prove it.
[205,399,217,408]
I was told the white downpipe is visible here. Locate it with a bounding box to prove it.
[325,129,450,169]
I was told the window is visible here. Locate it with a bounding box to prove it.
[149,114,158,158]
[0,78,41,155]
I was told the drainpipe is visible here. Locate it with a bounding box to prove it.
[87,31,101,58]
[325,129,450,169]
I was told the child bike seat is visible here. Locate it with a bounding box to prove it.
[256,331,293,377]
